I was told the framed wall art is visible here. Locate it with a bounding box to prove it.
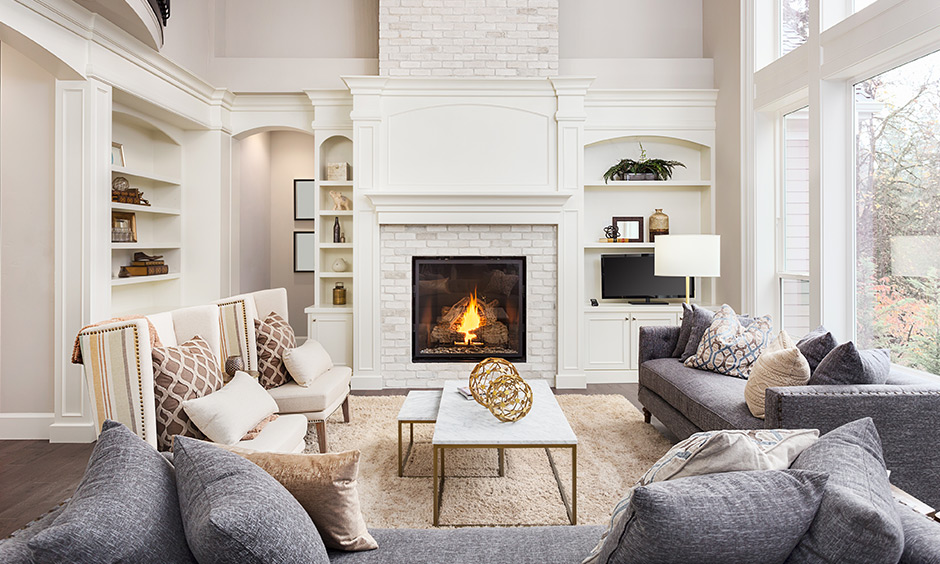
[293,231,316,272]
[294,179,316,220]
[612,216,644,243]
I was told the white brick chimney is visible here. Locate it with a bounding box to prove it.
[378,0,559,77]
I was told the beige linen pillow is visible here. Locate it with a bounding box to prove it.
[182,372,278,445]
[745,330,811,418]
[283,339,334,387]
[223,448,378,552]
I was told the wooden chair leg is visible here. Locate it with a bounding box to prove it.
[642,407,652,424]
[342,395,351,423]
[315,421,328,453]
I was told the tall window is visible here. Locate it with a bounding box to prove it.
[856,50,940,373]
[779,108,811,338]
[781,0,809,57]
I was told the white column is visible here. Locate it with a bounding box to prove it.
[551,78,593,389]
[50,79,111,442]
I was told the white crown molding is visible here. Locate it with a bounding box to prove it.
[364,192,573,224]
[343,76,562,97]
[586,89,719,106]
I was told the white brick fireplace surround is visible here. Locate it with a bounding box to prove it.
[380,225,558,387]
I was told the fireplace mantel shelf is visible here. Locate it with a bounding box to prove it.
[364,191,573,214]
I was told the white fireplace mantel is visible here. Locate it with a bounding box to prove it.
[364,191,573,224]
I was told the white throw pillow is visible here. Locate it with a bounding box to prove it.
[182,372,279,445]
[283,339,335,387]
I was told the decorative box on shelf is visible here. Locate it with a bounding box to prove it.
[327,162,349,182]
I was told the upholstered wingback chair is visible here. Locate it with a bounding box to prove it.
[213,288,352,452]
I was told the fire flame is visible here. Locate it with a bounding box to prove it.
[455,291,484,345]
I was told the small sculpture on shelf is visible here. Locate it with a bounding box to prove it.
[603,224,620,241]
[111,177,150,206]
[330,191,352,211]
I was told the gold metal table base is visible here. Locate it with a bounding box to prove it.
[399,420,436,477]
[432,443,577,527]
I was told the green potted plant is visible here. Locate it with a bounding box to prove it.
[603,143,685,183]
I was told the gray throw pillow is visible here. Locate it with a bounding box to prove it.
[785,418,904,564]
[797,326,838,373]
[173,436,329,564]
[672,303,695,357]
[593,470,827,564]
[808,342,890,386]
[28,420,196,564]
[679,305,716,361]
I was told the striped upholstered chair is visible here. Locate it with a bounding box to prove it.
[76,304,308,453]
[214,288,352,453]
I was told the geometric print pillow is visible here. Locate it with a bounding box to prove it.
[152,336,224,451]
[255,312,296,389]
[684,304,772,378]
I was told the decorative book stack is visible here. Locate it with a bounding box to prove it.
[118,252,169,277]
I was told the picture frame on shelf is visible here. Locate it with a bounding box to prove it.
[111,142,125,167]
[612,216,644,243]
[111,211,137,243]
[294,179,316,220]
[294,231,316,272]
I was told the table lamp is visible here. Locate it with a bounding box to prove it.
[654,234,721,304]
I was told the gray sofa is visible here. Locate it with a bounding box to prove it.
[638,325,940,508]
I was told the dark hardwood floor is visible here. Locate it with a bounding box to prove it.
[0,382,673,538]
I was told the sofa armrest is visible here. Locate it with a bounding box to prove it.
[77,319,157,448]
[765,384,940,507]
[638,326,680,366]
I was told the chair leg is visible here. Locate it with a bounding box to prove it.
[315,421,328,453]
[342,395,351,423]
[642,407,652,424]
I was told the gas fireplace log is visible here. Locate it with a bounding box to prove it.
[429,321,510,347]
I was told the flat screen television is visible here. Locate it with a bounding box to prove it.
[601,253,692,304]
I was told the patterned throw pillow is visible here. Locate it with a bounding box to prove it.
[744,331,811,418]
[684,304,773,378]
[255,312,296,389]
[152,337,224,452]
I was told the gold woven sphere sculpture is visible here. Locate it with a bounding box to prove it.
[469,357,519,407]
[486,373,533,422]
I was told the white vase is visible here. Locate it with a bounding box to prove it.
[332,258,348,272]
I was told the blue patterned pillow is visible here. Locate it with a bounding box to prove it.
[684,304,772,378]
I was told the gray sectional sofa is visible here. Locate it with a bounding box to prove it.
[637,324,940,508]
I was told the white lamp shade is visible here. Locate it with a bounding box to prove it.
[655,235,721,277]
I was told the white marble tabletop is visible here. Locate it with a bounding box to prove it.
[397,390,443,422]
[432,380,577,446]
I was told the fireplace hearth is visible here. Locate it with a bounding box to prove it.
[412,256,525,363]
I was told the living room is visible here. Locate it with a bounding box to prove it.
[1,0,939,562]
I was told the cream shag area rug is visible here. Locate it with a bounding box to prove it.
[304,394,671,528]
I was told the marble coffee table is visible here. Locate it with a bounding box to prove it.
[431,380,578,526]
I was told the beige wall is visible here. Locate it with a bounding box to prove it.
[0,42,56,413]
[703,0,744,312]
[237,132,272,294]
[269,132,316,337]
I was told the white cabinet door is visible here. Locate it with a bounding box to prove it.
[308,313,353,367]
[628,311,680,369]
[585,313,630,370]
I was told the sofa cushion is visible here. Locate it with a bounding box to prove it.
[152,336,225,451]
[672,303,695,357]
[327,525,604,564]
[896,503,940,564]
[679,304,715,361]
[255,312,296,389]
[796,325,838,373]
[235,413,308,453]
[809,342,890,386]
[785,418,904,564]
[28,420,196,564]
[173,436,329,564]
[638,428,819,485]
[744,331,811,418]
[222,448,377,551]
[684,305,773,378]
[585,470,828,564]
[268,366,352,414]
[182,372,279,445]
[640,358,762,431]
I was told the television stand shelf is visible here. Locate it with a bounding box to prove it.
[583,304,682,383]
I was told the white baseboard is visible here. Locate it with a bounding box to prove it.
[585,370,639,384]
[555,373,587,389]
[350,374,384,390]
[48,421,97,443]
[0,413,54,439]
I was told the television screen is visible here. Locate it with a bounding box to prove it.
[601,254,691,302]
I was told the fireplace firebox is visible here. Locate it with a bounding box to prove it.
[412,256,526,363]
